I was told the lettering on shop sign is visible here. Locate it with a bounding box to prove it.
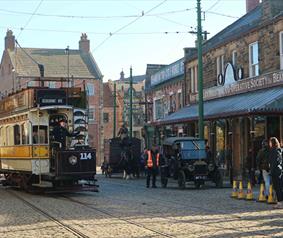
[190,70,283,103]
[151,59,184,86]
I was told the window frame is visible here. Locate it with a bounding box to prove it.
[249,41,259,77]
[86,83,95,96]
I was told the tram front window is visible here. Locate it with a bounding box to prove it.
[32,126,48,144]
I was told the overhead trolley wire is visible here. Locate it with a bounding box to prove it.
[92,0,168,53]
[17,0,44,39]
[0,7,194,19]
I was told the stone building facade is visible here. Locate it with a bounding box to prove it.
[149,0,283,180]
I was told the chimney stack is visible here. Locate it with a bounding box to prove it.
[246,0,260,13]
[5,29,15,51]
[79,33,90,53]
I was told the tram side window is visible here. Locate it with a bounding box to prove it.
[14,125,21,145]
[21,123,29,145]
[32,126,48,144]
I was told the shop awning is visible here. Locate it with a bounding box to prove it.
[155,87,283,125]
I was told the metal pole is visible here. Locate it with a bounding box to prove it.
[197,0,204,139]
[113,82,116,138]
[129,66,133,139]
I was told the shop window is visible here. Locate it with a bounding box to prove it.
[280,31,283,70]
[249,42,259,77]
[32,126,48,144]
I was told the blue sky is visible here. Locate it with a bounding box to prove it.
[0,0,246,81]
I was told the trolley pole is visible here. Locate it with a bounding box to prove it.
[113,82,117,138]
[129,66,133,139]
[197,0,204,140]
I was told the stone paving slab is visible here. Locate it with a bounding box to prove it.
[1,175,283,238]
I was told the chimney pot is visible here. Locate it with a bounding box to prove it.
[79,33,90,53]
[5,29,15,51]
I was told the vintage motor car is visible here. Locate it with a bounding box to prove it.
[160,137,223,189]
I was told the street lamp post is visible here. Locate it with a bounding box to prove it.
[113,82,117,138]
[129,67,133,139]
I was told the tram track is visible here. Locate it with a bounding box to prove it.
[60,195,177,238]
[6,189,91,238]
[96,178,270,237]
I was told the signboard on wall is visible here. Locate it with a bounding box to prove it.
[151,58,184,86]
[190,70,283,103]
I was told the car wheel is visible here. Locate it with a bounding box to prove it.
[178,170,186,189]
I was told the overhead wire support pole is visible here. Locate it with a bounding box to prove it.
[197,0,204,140]
[113,82,117,138]
[129,67,133,139]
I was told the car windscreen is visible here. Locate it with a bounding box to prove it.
[179,140,207,159]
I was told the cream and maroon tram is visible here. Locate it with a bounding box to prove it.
[0,86,98,192]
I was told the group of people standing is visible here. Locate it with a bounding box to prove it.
[257,137,283,209]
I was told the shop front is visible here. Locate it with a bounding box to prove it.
[152,70,283,181]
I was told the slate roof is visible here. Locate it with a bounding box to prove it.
[156,87,283,125]
[9,48,102,79]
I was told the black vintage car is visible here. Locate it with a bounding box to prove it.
[160,137,223,189]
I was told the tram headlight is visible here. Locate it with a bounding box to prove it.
[68,155,78,165]
[188,164,195,172]
[208,163,215,172]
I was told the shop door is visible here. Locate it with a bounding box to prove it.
[266,116,280,139]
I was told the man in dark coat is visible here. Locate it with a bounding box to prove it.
[144,145,161,188]
[52,119,79,148]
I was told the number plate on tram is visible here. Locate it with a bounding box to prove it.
[80,152,93,160]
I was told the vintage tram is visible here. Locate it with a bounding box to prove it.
[0,84,98,192]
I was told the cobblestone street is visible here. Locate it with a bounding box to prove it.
[1,175,283,238]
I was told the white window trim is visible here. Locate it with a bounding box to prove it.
[249,41,259,77]
[280,31,283,70]
[217,55,225,85]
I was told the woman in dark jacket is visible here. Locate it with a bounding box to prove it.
[269,137,283,209]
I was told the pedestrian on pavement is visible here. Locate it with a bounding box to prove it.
[256,139,270,198]
[145,145,160,188]
[268,137,283,209]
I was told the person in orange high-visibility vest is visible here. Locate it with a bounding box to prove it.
[145,145,161,188]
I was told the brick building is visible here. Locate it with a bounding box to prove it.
[0,30,104,164]
[145,58,185,147]
[149,0,283,180]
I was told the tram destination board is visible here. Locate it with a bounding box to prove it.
[36,89,67,106]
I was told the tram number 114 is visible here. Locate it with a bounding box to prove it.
[80,153,92,160]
